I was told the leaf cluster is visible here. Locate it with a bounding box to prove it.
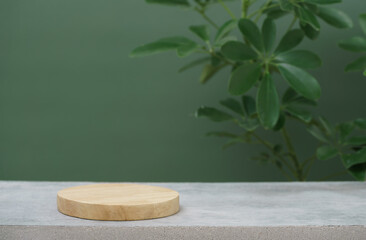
[130,0,365,181]
[339,14,366,76]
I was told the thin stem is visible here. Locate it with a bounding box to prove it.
[252,133,297,178]
[252,133,273,149]
[194,7,219,29]
[301,154,316,168]
[268,159,294,181]
[319,170,348,181]
[247,3,278,19]
[218,0,236,19]
[254,0,272,22]
[281,127,304,180]
[241,0,250,18]
[211,51,235,66]
[287,16,298,32]
[303,155,316,179]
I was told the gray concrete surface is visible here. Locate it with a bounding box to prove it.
[1,181,366,239]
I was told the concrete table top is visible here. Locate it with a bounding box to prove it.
[0,181,366,239]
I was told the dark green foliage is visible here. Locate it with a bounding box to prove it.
[195,106,234,122]
[275,50,322,69]
[317,145,338,161]
[131,0,365,181]
[130,37,198,57]
[221,41,257,61]
[275,29,305,54]
[316,7,353,29]
[238,19,264,51]
[146,0,190,7]
[189,25,210,42]
[257,74,280,129]
[277,63,321,100]
[220,98,244,116]
[228,63,261,95]
[262,18,277,53]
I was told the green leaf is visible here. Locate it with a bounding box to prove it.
[316,7,353,29]
[189,25,210,42]
[206,131,239,138]
[273,111,286,131]
[238,18,264,52]
[345,136,366,146]
[348,163,366,181]
[300,22,320,40]
[279,0,293,11]
[267,8,289,19]
[277,63,321,100]
[292,97,318,106]
[199,64,223,84]
[338,122,355,142]
[345,56,366,72]
[276,50,322,69]
[275,29,305,54]
[342,147,366,169]
[319,116,333,135]
[316,145,338,161]
[282,89,317,106]
[215,19,237,43]
[286,105,312,123]
[360,14,366,35]
[257,74,280,129]
[242,95,256,116]
[177,42,200,57]
[211,54,222,67]
[364,69,366,76]
[354,118,366,130]
[213,36,238,48]
[195,106,234,122]
[307,124,328,142]
[304,0,341,4]
[240,117,260,131]
[146,0,189,7]
[178,57,210,72]
[297,7,320,31]
[228,63,262,95]
[338,37,366,52]
[130,37,194,57]
[221,41,257,61]
[262,18,277,53]
[220,98,244,116]
[282,87,298,104]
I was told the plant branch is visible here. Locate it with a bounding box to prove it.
[254,0,272,22]
[301,154,316,168]
[287,16,298,32]
[303,155,316,179]
[241,0,250,18]
[252,132,297,178]
[281,127,304,180]
[247,3,278,19]
[194,7,219,29]
[267,158,294,181]
[218,0,236,19]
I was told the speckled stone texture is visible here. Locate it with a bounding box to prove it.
[1,181,366,239]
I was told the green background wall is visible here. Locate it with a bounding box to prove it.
[0,0,365,182]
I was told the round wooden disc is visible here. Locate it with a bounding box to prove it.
[57,183,179,221]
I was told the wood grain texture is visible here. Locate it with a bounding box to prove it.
[57,183,179,221]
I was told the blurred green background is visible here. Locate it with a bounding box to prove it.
[0,0,365,182]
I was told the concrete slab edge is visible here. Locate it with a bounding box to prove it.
[1,225,366,240]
